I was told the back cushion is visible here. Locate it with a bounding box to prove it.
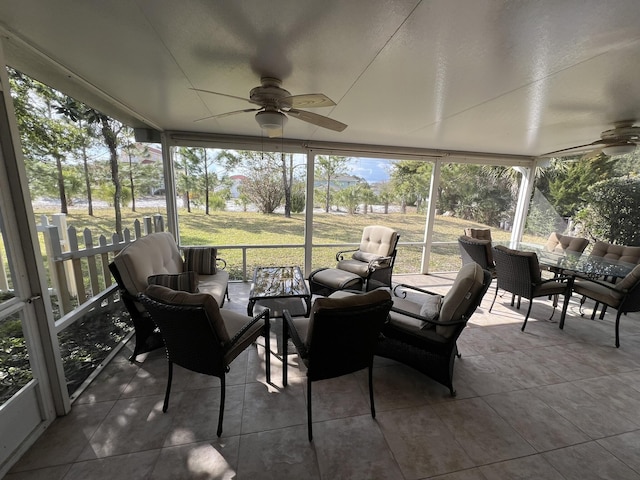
[358,226,398,257]
[545,233,589,254]
[112,232,184,296]
[438,262,485,337]
[591,241,640,264]
[144,284,229,343]
[464,228,492,242]
[615,264,640,292]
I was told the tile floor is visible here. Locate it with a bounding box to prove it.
[6,273,640,480]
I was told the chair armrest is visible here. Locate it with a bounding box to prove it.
[390,305,467,327]
[538,274,573,286]
[336,248,358,262]
[283,309,308,358]
[216,257,227,270]
[226,308,269,348]
[367,255,392,271]
[392,283,439,299]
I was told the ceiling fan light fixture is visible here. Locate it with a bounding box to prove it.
[602,143,636,156]
[255,110,287,130]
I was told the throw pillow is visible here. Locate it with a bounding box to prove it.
[419,294,442,329]
[352,251,384,263]
[147,271,199,293]
[184,247,218,274]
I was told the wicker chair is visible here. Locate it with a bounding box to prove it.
[308,225,400,296]
[376,262,491,396]
[282,289,393,441]
[490,245,573,331]
[138,284,270,437]
[458,235,496,277]
[567,264,640,347]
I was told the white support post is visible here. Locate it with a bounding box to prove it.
[304,150,315,276]
[421,159,442,274]
[510,166,536,248]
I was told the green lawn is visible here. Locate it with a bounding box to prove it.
[33,206,548,279]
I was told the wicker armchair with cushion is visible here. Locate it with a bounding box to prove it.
[139,284,270,437]
[567,264,640,347]
[464,228,492,242]
[308,225,400,296]
[109,232,230,361]
[376,262,491,396]
[282,289,393,441]
[490,245,573,331]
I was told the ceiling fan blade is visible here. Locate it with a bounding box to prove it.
[540,140,603,157]
[194,108,261,123]
[287,108,347,132]
[284,93,336,108]
[190,88,262,106]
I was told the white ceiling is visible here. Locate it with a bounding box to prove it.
[2,0,640,158]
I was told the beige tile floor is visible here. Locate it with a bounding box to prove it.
[6,273,640,480]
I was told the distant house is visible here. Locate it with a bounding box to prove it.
[229,174,247,198]
[314,174,363,190]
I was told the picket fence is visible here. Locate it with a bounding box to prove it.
[37,213,165,316]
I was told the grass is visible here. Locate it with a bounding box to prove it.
[33,205,548,279]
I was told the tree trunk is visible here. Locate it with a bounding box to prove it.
[204,150,210,215]
[55,154,68,214]
[128,148,136,212]
[100,117,122,236]
[82,142,93,216]
[325,173,331,213]
[282,153,291,218]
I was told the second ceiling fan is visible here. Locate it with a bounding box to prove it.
[192,77,347,136]
[542,121,640,158]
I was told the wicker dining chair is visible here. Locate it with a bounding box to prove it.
[138,284,271,437]
[490,245,573,331]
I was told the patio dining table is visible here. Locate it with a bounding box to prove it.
[526,247,636,280]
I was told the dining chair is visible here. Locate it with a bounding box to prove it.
[138,284,271,437]
[490,245,573,331]
[458,235,496,277]
[282,289,393,441]
[567,264,640,347]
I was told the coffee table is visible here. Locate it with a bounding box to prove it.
[247,266,311,318]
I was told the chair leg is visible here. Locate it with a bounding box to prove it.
[307,377,313,442]
[489,284,499,312]
[264,315,271,384]
[521,301,534,331]
[559,288,571,329]
[368,365,376,419]
[217,375,226,437]
[615,310,623,348]
[162,361,173,413]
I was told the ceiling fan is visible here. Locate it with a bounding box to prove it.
[542,121,640,158]
[192,77,347,136]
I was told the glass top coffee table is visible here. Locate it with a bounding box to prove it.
[247,266,311,318]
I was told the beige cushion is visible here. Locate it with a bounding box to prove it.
[144,284,230,344]
[614,264,640,292]
[148,271,199,293]
[357,225,398,257]
[112,232,184,297]
[419,294,442,323]
[352,251,384,263]
[545,232,589,254]
[464,228,492,242]
[573,278,623,308]
[184,247,218,274]
[590,241,640,265]
[438,262,485,337]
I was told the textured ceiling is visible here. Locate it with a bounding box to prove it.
[2,0,640,158]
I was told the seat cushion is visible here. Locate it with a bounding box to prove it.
[336,259,373,277]
[221,309,265,364]
[310,267,363,290]
[573,278,623,307]
[614,264,640,292]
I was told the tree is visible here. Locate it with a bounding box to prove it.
[240,163,283,213]
[9,70,85,214]
[577,176,640,245]
[390,160,431,213]
[315,156,349,212]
